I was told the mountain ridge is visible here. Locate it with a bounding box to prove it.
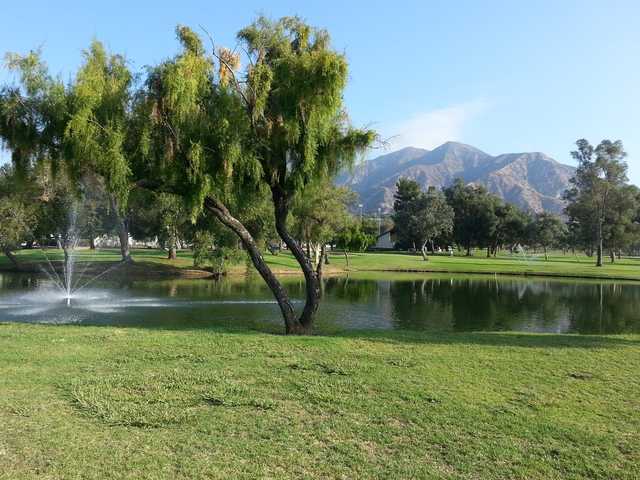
[337,142,575,214]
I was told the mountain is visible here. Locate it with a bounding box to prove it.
[338,142,575,214]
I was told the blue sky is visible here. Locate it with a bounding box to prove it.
[1,1,639,182]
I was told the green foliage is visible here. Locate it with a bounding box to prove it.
[65,40,133,210]
[237,16,376,198]
[0,196,33,253]
[564,139,634,263]
[392,179,454,252]
[192,230,216,268]
[192,230,245,274]
[492,203,531,250]
[529,212,567,259]
[0,50,68,176]
[335,221,376,252]
[290,180,354,247]
[444,178,500,254]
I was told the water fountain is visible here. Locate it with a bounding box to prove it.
[17,205,131,312]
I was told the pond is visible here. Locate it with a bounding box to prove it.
[0,272,639,334]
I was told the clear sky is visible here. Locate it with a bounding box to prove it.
[1,1,639,181]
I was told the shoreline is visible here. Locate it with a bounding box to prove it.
[2,260,640,283]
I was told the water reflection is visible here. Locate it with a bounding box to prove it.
[324,276,640,334]
[0,272,639,334]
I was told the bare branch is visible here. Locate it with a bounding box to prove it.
[198,25,252,107]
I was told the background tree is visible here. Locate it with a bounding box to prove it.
[444,179,498,256]
[392,179,453,260]
[156,193,189,260]
[290,181,354,277]
[564,139,628,266]
[489,203,531,256]
[530,212,566,260]
[602,184,638,262]
[0,189,33,269]
[334,220,376,268]
[392,178,423,249]
[0,50,68,179]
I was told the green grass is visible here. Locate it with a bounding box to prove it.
[1,323,638,479]
[3,247,640,281]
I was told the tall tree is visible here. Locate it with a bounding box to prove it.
[234,17,375,331]
[564,139,628,266]
[530,212,566,260]
[392,179,453,260]
[602,184,638,262]
[490,202,530,255]
[0,198,32,269]
[444,179,498,256]
[65,41,135,261]
[137,20,374,334]
[392,178,423,249]
[0,50,69,194]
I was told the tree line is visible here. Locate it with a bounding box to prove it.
[391,138,638,263]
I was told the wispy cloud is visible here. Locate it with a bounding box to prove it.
[387,99,489,151]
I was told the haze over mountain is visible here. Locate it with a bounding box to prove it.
[338,142,576,214]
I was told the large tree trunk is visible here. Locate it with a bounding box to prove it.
[117,221,131,262]
[421,241,429,261]
[3,249,21,271]
[168,245,177,260]
[203,196,303,334]
[272,188,320,333]
[543,245,548,261]
[596,220,603,267]
[111,196,132,262]
[89,237,96,250]
[316,244,326,280]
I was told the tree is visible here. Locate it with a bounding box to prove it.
[290,181,354,278]
[602,184,639,262]
[392,179,453,260]
[137,20,374,334]
[490,202,530,255]
[564,139,628,266]
[392,178,422,249]
[530,212,566,260]
[444,179,498,256]
[158,194,189,259]
[233,17,376,332]
[65,41,135,261]
[335,220,376,268]
[0,196,33,268]
[0,50,69,200]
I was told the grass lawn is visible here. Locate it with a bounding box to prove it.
[0,323,638,479]
[3,247,640,281]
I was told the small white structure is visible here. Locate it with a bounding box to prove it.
[93,234,160,249]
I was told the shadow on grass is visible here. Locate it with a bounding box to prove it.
[13,318,638,350]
